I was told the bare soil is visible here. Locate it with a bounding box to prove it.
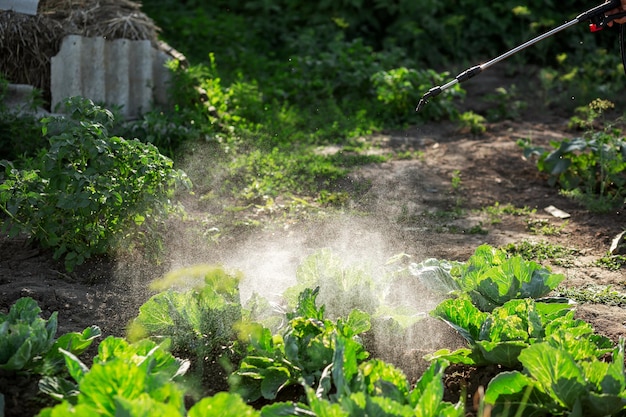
[1,71,625,416]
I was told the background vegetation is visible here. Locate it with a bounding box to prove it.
[2,0,626,268]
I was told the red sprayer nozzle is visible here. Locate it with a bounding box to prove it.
[589,23,603,32]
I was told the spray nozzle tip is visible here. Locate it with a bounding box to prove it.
[415,99,426,112]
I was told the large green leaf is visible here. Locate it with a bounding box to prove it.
[59,348,90,384]
[364,395,415,416]
[523,268,565,298]
[484,370,556,416]
[484,371,533,404]
[340,309,371,337]
[409,360,447,413]
[260,402,317,417]
[305,385,350,417]
[114,393,184,417]
[479,299,538,343]
[518,343,586,410]
[6,296,42,323]
[43,325,102,375]
[452,245,565,311]
[0,297,59,371]
[358,359,409,404]
[407,258,461,295]
[423,348,477,366]
[187,392,261,417]
[430,296,486,343]
[288,287,325,321]
[581,391,626,417]
[476,340,528,368]
[0,338,33,370]
[260,367,291,400]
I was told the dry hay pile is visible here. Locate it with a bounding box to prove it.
[0,0,160,101]
[0,12,64,94]
[38,0,159,43]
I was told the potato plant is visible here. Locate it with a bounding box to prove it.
[0,97,191,271]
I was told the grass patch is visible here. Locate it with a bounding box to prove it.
[502,240,579,267]
[480,202,536,224]
[526,219,568,236]
[555,285,626,306]
[595,255,626,271]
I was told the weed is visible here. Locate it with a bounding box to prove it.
[466,223,489,235]
[484,85,526,122]
[595,254,626,271]
[459,111,487,135]
[526,219,567,236]
[480,202,536,224]
[425,207,465,220]
[567,98,616,131]
[317,190,350,207]
[502,240,579,267]
[432,222,487,235]
[371,67,463,124]
[396,149,425,160]
[556,284,626,306]
[451,170,462,191]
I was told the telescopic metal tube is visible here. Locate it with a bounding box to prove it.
[480,19,580,71]
[415,19,582,112]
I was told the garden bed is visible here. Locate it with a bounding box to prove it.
[1,86,624,415]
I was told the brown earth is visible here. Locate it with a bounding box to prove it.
[1,70,625,416]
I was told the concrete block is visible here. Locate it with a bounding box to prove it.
[3,84,51,117]
[0,0,39,15]
[51,35,173,119]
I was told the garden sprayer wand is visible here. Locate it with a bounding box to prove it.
[416,0,626,112]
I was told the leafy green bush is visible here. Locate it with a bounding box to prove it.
[410,244,565,312]
[38,336,190,416]
[0,76,46,162]
[485,339,626,416]
[298,351,464,417]
[520,100,626,212]
[458,111,487,135]
[0,297,100,376]
[231,287,371,402]
[128,265,246,396]
[0,97,191,271]
[0,297,58,372]
[371,67,462,123]
[282,250,381,319]
[429,296,612,368]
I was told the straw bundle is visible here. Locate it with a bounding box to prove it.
[0,11,64,98]
[38,0,159,44]
[0,0,160,102]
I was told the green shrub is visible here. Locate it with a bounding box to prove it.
[128,265,246,395]
[0,97,191,271]
[0,297,100,375]
[372,67,462,123]
[0,76,46,161]
[38,336,189,416]
[520,100,626,212]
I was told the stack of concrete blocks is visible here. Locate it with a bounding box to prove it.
[0,0,173,119]
[51,35,172,119]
